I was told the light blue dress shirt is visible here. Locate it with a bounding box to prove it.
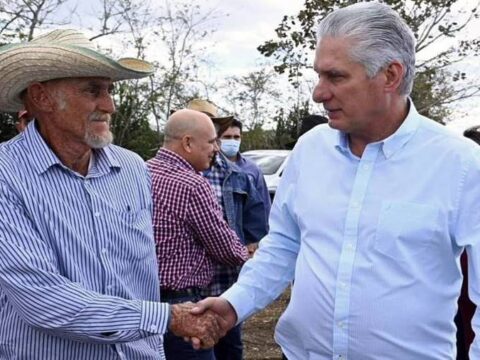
[0,122,169,359]
[222,102,480,359]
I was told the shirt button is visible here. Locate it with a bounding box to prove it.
[94,212,101,217]
[101,248,107,254]
[340,282,347,288]
[352,202,360,208]
[337,321,344,328]
[107,284,113,290]
[150,325,157,332]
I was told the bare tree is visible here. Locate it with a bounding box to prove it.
[0,0,70,42]
[147,0,221,135]
[222,66,282,131]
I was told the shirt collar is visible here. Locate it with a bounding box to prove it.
[334,98,420,159]
[155,148,196,172]
[25,120,120,176]
[213,152,230,171]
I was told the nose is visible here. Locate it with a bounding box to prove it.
[98,93,116,114]
[312,77,331,104]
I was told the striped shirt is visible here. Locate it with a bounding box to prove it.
[147,148,248,291]
[0,122,169,359]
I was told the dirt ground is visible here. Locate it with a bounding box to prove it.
[242,288,290,360]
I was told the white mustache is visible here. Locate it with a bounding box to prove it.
[89,112,111,123]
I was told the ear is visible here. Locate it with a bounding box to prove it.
[181,135,193,153]
[383,61,404,94]
[26,82,58,112]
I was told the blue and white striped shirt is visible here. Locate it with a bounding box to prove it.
[0,122,169,359]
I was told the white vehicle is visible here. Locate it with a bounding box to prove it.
[243,149,291,199]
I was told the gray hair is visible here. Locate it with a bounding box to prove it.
[316,2,416,95]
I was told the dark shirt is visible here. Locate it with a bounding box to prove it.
[236,152,271,219]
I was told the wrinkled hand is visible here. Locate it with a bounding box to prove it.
[169,302,225,348]
[246,243,258,257]
[186,297,238,350]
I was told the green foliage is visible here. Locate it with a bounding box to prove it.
[273,101,310,148]
[258,0,480,122]
[0,112,18,142]
[240,101,311,150]
[241,126,276,151]
[111,80,160,160]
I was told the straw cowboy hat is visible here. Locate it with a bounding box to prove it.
[186,99,234,132]
[0,29,155,112]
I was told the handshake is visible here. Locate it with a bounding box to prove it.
[168,297,237,349]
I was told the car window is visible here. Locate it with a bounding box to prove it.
[246,154,287,175]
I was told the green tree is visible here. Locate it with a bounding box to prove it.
[0,112,17,142]
[273,100,310,149]
[258,0,480,123]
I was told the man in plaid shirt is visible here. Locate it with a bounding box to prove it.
[148,109,249,360]
[190,100,269,360]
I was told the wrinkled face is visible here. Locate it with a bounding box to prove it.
[312,37,386,136]
[45,77,115,149]
[188,121,219,171]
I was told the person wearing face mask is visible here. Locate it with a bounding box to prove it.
[219,118,271,219]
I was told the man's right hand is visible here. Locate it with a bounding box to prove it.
[187,297,237,349]
[168,302,226,348]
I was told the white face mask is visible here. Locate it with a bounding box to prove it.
[220,139,241,157]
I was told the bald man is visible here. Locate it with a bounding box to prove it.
[147,109,249,360]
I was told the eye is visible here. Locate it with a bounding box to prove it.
[329,72,344,81]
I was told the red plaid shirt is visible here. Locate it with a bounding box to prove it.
[147,148,248,290]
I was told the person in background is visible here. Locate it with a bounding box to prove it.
[187,98,271,214]
[455,125,480,359]
[190,3,480,359]
[147,109,249,360]
[285,114,329,150]
[187,99,269,360]
[0,29,221,360]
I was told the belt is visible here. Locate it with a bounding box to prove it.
[160,287,201,300]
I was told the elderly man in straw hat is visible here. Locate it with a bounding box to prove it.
[0,29,225,359]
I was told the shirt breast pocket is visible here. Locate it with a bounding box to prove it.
[373,201,441,261]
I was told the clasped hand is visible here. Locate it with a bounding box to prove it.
[168,298,237,349]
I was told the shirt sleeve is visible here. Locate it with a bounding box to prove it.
[242,176,269,244]
[453,149,480,358]
[0,180,170,344]
[186,180,248,266]
[222,150,301,323]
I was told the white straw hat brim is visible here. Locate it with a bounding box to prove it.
[0,42,154,112]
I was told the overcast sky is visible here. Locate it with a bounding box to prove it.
[83,0,479,132]
[199,0,479,133]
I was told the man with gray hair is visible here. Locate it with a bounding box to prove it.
[191,2,480,359]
